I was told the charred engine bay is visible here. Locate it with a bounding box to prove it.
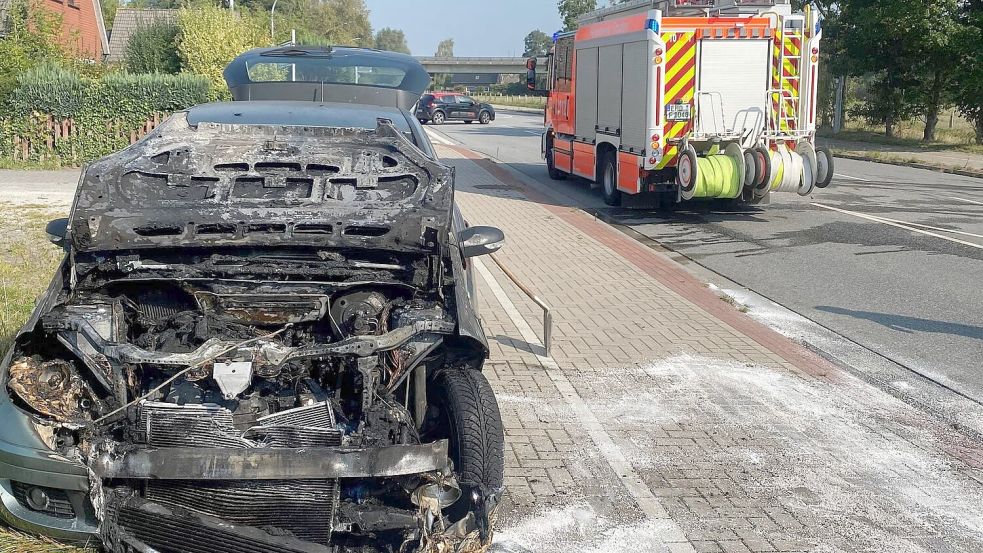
[4,117,496,552]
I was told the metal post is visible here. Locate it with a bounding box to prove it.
[488,254,552,355]
[833,75,845,133]
[270,0,278,41]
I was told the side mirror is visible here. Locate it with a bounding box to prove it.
[45,218,70,248]
[525,57,537,91]
[459,226,505,258]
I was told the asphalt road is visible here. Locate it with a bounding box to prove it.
[426,110,983,405]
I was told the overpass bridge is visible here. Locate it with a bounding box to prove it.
[415,56,545,75]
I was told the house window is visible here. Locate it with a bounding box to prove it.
[67,0,78,8]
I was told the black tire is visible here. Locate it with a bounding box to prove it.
[464,120,474,124]
[419,119,427,125]
[815,146,834,188]
[431,111,446,125]
[751,145,772,192]
[428,369,504,492]
[742,149,757,192]
[479,111,491,124]
[546,140,567,180]
[600,152,621,206]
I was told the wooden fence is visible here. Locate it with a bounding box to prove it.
[8,113,168,162]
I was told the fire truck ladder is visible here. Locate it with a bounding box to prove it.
[768,19,807,139]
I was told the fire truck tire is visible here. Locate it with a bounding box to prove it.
[546,142,567,180]
[751,145,771,191]
[431,111,446,125]
[815,147,834,188]
[601,153,622,206]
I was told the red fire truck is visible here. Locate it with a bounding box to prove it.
[528,0,834,206]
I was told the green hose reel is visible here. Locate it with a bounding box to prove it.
[678,143,745,200]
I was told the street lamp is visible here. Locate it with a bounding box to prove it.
[270,0,278,41]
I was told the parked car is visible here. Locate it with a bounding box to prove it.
[416,92,495,125]
[0,46,505,553]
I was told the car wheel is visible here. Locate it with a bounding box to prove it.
[419,119,427,125]
[464,120,474,124]
[479,111,491,124]
[546,140,566,180]
[426,368,504,504]
[601,153,621,206]
[432,111,446,125]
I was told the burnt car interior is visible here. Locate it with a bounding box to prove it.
[1,48,505,553]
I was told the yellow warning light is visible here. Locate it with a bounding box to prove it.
[654,56,664,64]
[811,54,818,62]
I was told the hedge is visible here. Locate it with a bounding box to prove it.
[0,65,210,166]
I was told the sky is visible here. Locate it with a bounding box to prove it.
[365,0,563,57]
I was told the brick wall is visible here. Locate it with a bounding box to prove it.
[40,0,106,60]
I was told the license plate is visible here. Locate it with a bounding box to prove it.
[666,104,691,121]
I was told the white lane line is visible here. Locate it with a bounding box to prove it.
[473,258,685,537]
[812,203,983,250]
[424,128,454,146]
[867,216,983,240]
[834,173,872,182]
[946,195,983,206]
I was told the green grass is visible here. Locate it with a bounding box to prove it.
[473,95,546,110]
[0,204,88,553]
[820,113,983,155]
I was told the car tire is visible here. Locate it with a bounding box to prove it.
[432,111,446,125]
[479,111,491,124]
[546,140,567,180]
[428,368,505,493]
[601,152,621,206]
[419,119,427,125]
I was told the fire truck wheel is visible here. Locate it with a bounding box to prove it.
[815,146,834,188]
[479,111,492,124]
[546,142,567,180]
[743,149,757,192]
[601,153,622,206]
[677,146,698,200]
[752,145,771,191]
[432,111,446,125]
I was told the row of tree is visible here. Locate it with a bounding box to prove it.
[538,0,983,143]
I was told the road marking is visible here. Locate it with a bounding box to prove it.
[424,128,454,146]
[834,173,871,182]
[474,258,685,535]
[812,203,983,250]
[867,216,983,240]
[946,195,983,206]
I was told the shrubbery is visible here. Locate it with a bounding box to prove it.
[177,6,268,101]
[0,67,209,166]
[125,22,182,75]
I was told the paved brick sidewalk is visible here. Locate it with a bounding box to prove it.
[436,145,983,553]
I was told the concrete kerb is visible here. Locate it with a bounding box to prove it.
[831,150,983,179]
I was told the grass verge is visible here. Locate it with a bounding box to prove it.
[473,95,546,110]
[0,203,90,553]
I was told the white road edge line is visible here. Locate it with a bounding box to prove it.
[946,195,983,206]
[473,258,687,541]
[833,173,871,182]
[424,128,454,146]
[812,203,983,250]
[867,216,983,240]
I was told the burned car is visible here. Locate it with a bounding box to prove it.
[0,47,505,552]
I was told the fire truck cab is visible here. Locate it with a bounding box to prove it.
[532,0,834,207]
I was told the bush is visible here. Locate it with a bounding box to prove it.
[1,67,209,166]
[125,22,181,75]
[176,6,268,101]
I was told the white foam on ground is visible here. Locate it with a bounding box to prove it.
[592,353,983,550]
[492,504,670,553]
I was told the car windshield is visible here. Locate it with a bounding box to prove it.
[246,60,408,88]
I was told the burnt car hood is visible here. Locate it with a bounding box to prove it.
[70,105,453,255]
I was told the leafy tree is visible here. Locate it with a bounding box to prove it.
[260,0,372,46]
[951,0,983,143]
[176,5,268,99]
[0,0,66,80]
[557,0,596,31]
[523,30,552,57]
[435,38,454,58]
[102,0,120,32]
[125,22,181,74]
[374,27,410,54]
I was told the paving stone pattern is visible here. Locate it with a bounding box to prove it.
[435,147,983,553]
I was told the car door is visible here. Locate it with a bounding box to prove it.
[458,96,480,120]
[441,95,460,120]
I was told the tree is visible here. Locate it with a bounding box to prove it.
[523,30,552,57]
[102,0,119,32]
[125,22,181,74]
[557,0,596,31]
[176,5,268,99]
[435,38,454,58]
[374,27,410,54]
[0,0,66,84]
[951,1,983,144]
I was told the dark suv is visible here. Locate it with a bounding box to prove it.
[416,92,495,125]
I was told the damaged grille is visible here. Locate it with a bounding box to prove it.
[146,479,339,545]
[114,401,342,549]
